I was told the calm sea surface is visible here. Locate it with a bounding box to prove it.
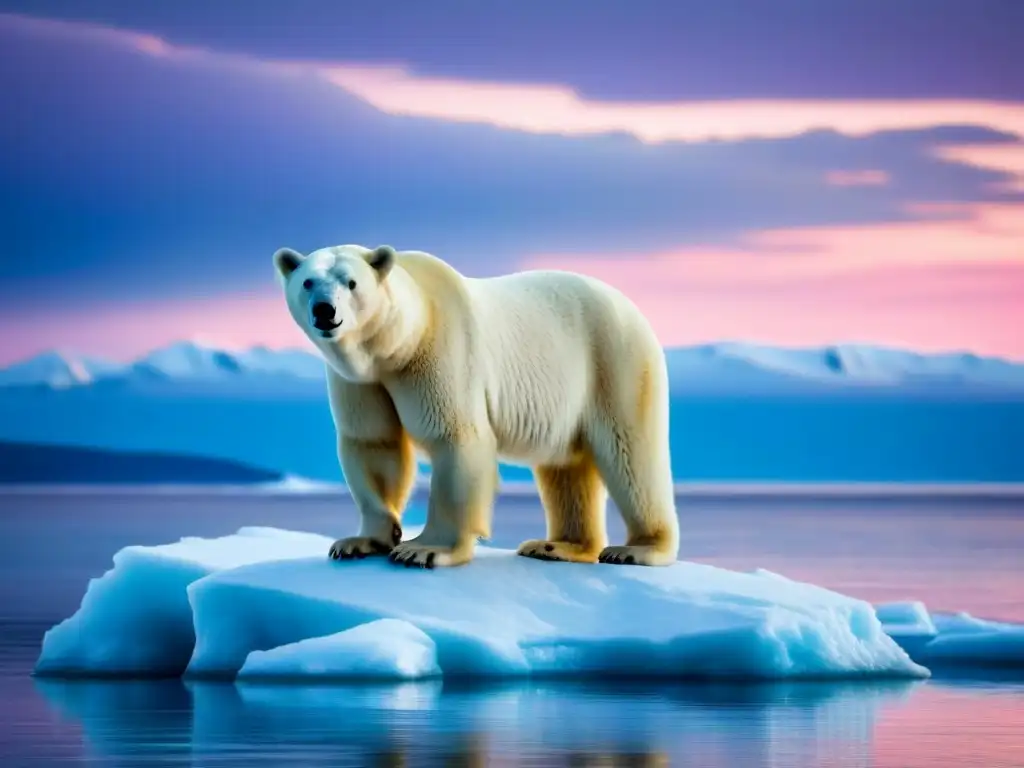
[0,490,1022,767]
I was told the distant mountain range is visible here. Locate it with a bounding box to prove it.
[0,340,1022,485]
[3,340,1023,395]
[665,342,1024,394]
[0,342,324,389]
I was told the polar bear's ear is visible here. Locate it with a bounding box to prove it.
[368,245,395,281]
[273,248,305,280]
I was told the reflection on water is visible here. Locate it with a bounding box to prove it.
[34,677,923,767]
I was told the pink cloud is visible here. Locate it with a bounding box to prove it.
[2,12,1024,363]
[323,64,1024,148]
[0,292,314,364]
[825,169,890,187]
[131,33,174,58]
[933,143,1024,192]
[2,205,1023,365]
[5,12,1024,176]
[521,202,1024,359]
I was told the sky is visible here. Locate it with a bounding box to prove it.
[1,0,1023,364]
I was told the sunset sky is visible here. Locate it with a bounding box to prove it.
[2,0,1023,364]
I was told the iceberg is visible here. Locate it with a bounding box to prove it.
[185,551,925,680]
[875,601,937,637]
[879,602,1024,668]
[35,526,945,681]
[237,619,441,681]
[33,527,335,676]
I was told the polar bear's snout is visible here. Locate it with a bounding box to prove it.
[310,301,342,333]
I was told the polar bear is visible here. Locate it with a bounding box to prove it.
[273,244,679,569]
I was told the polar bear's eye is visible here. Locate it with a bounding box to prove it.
[302,279,314,290]
[348,279,357,290]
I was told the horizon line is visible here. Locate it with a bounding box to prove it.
[3,337,1024,369]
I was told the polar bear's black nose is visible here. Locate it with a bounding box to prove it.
[310,302,340,331]
[311,302,335,321]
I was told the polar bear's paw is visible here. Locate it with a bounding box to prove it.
[388,541,471,569]
[597,545,676,567]
[329,536,394,560]
[516,539,600,564]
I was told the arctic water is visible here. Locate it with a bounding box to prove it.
[1,490,1022,767]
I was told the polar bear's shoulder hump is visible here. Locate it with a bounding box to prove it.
[395,250,470,302]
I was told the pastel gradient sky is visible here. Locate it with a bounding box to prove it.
[2,0,1023,364]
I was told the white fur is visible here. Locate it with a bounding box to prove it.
[274,245,679,568]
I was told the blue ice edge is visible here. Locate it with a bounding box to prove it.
[31,525,1023,682]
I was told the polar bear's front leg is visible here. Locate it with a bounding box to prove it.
[330,433,416,560]
[389,439,497,568]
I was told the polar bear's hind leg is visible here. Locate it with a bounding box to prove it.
[517,456,608,563]
[591,420,679,566]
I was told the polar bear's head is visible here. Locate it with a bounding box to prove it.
[273,244,395,343]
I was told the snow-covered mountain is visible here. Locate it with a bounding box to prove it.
[0,351,125,389]
[664,342,1024,393]
[2,340,1021,394]
[0,341,325,389]
[130,341,324,382]
[1,340,1021,484]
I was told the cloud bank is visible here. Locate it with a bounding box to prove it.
[0,12,1022,361]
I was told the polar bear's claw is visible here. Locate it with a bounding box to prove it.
[388,546,437,569]
[328,536,394,560]
[598,545,675,566]
[598,550,637,565]
[387,541,470,568]
[516,539,600,563]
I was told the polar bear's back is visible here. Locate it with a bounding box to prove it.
[471,268,659,356]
